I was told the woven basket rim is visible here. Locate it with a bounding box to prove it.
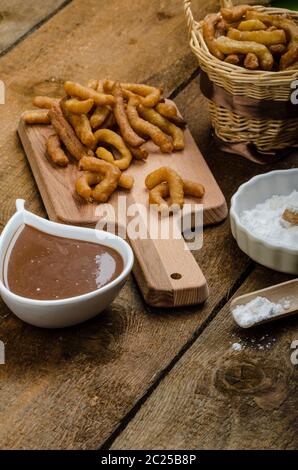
[184,2,298,82]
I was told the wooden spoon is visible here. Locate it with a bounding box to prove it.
[230,279,298,328]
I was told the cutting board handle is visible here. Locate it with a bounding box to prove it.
[129,230,208,308]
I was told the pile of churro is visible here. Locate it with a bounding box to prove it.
[22,79,193,205]
[203,5,298,71]
[145,167,205,212]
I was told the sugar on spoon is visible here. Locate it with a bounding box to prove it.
[230,279,298,329]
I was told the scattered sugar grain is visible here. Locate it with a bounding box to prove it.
[231,342,242,351]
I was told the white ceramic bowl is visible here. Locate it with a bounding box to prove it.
[0,200,134,328]
[230,169,298,275]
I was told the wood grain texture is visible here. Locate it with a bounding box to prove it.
[1,80,297,449]
[0,0,68,54]
[2,76,294,450]
[0,0,217,231]
[112,267,298,450]
[17,110,227,227]
[20,114,211,308]
[0,0,229,449]
[18,101,228,307]
[0,0,295,451]
[0,89,252,449]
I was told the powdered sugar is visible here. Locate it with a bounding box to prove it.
[232,296,291,328]
[239,190,298,250]
[229,333,277,352]
[231,342,242,351]
[285,204,298,215]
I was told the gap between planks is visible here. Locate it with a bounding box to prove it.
[100,261,255,450]
[110,267,297,450]
[0,0,73,59]
[0,0,272,448]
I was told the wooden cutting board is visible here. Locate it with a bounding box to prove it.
[18,108,227,308]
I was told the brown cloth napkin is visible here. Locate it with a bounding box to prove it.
[200,71,298,164]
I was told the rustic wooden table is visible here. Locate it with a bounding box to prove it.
[0,0,297,450]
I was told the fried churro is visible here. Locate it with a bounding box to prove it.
[49,103,92,161]
[46,134,69,167]
[78,157,121,202]
[22,110,50,124]
[202,14,225,61]
[93,129,132,170]
[113,82,145,147]
[138,105,185,151]
[33,96,60,109]
[64,81,115,106]
[216,36,274,70]
[126,98,173,153]
[145,167,184,208]
[64,98,94,115]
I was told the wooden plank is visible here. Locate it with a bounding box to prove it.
[17,103,228,307]
[17,109,227,228]
[0,74,294,449]
[0,0,69,54]
[0,90,251,450]
[18,117,209,308]
[0,0,268,58]
[111,266,298,450]
[0,0,294,450]
[0,0,217,231]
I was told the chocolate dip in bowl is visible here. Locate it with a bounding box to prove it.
[0,200,134,328]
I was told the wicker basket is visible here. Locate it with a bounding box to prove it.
[184,0,298,160]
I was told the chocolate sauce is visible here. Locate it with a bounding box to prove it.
[6,225,123,300]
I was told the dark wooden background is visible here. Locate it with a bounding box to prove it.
[0,0,296,450]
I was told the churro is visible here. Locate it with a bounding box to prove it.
[64,98,94,115]
[64,81,115,106]
[46,134,69,167]
[78,157,121,202]
[149,179,205,209]
[90,80,111,130]
[33,96,60,109]
[227,28,287,46]
[244,52,259,70]
[126,98,173,153]
[49,103,92,161]
[113,82,145,147]
[75,170,134,201]
[22,110,50,124]
[238,19,267,31]
[202,14,225,61]
[215,36,274,70]
[221,5,253,22]
[145,167,184,208]
[138,105,185,150]
[93,129,132,170]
